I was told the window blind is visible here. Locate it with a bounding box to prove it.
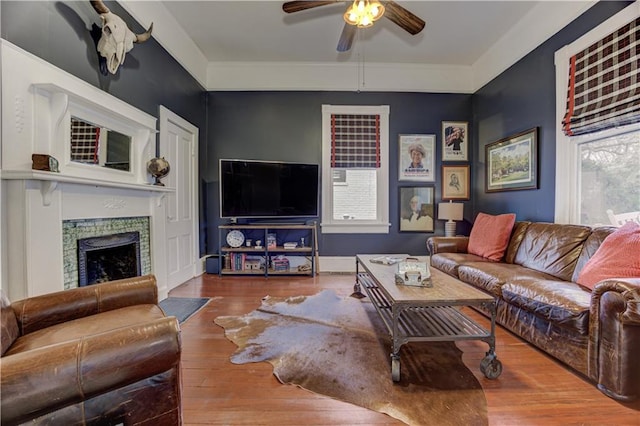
[562,17,639,136]
[331,114,380,168]
[70,118,100,163]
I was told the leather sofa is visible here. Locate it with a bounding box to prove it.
[428,222,640,401]
[0,275,182,425]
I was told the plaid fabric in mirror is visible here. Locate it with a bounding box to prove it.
[562,17,639,136]
[71,118,100,163]
[331,114,380,168]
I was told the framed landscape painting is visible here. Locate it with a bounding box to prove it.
[399,186,435,232]
[398,134,436,182]
[442,121,468,162]
[485,127,538,193]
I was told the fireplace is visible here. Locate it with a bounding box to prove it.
[78,232,141,286]
[63,217,151,290]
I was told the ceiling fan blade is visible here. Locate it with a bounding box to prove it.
[382,1,425,35]
[337,23,356,52]
[283,1,341,14]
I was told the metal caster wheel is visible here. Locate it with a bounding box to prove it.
[391,357,400,382]
[480,354,502,379]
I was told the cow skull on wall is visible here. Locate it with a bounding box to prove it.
[90,0,153,75]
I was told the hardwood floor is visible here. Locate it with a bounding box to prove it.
[171,273,640,425]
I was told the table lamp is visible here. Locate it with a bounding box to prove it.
[438,201,464,237]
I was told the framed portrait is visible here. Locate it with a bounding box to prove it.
[485,127,538,193]
[442,121,468,161]
[399,186,435,232]
[398,134,435,182]
[442,165,470,200]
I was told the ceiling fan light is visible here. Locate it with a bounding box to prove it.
[369,1,385,21]
[344,0,384,28]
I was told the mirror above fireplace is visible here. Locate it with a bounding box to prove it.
[70,117,132,172]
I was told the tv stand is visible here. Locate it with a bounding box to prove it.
[217,223,318,277]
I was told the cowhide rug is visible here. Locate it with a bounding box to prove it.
[214,289,487,426]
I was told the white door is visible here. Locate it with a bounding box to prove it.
[159,106,199,290]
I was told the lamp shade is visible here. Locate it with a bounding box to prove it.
[438,202,464,221]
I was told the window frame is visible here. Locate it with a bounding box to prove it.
[321,104,390,234]
[554,3,640,225]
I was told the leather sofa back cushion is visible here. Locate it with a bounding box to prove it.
[513,223,592,282]
[572,226,616,282]
[467,212,516,261]
[577,222,640,290]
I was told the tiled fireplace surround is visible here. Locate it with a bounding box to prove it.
[2,41,171,300]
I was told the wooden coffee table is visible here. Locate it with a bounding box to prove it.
[354,254,502,382]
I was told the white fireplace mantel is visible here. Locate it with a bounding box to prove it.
[1,41,172,300]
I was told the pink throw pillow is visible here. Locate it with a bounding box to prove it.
[467,213,516,261]
[577,221,640,290]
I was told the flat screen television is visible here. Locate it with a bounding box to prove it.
[220,159,319,219]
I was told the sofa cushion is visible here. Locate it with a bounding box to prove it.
[430,253,488,278]
[5,304,166,355]
[577,222,640,290]
[513,223,592,282]
[501,279,591,335]
[467,212,516,261]
[459,262,560,298]
[572,226,617,283]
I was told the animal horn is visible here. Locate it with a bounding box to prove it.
[135,22,154,43]
[90,0,110,15]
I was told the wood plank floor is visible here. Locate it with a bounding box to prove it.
[170,273,640,425]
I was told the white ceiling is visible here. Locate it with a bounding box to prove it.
[122,0,596,92]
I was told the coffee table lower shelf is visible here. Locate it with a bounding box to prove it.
[356,272,502,382]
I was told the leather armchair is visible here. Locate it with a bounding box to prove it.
[1,275,182,425]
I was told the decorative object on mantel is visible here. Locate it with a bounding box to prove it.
[147,157,170,186]
[438,200,464,237]
[90,0,153,75]
[32,154,59,172]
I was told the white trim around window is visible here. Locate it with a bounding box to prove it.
[554,2,640,224]
[320,104,390,234]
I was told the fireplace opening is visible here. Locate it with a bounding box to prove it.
[78,232,141,286]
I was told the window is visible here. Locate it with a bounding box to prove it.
[321,105,390,233]
[554,4,640,226]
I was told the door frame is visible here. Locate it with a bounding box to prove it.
[158,105,200,290]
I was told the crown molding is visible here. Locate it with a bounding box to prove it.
[122,1,598,93]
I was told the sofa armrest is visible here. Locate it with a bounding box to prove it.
[0,316,180,425]
[427,236,469,256]
[588,278,640,401]
[11,275,158,335]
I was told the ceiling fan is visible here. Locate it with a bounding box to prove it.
[282,1,426,52]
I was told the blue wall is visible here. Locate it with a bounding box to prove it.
[472,1,633,222]
[205,91,472,256]
[1,1,633,257]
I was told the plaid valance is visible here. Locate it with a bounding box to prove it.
[70,118,100,163]
[562,17,640,136]
[331,114,380,168]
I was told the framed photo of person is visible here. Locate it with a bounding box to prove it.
[398,134,436,182]
[485,127,538,192]
[442,121,468,161]
[399,186,435,232]
[442,165,470,200]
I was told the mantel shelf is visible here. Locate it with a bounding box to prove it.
[1,170,175,193]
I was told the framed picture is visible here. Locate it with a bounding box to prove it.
[399,186,435,232]
[442,121,468,161]
[442,165,470,200]
[398,134,436,182]
[485,127,538,192]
